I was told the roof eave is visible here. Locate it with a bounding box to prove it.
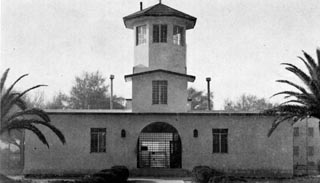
[124,70,196,82]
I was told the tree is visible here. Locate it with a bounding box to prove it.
[268,48,320,136]
[224,94,275,112]
[188,87,213,110]
[46,92,69,109]
[0,68,66,148]
[69,71,124,109]
[23,91,46,108]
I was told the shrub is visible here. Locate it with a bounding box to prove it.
[192,166,224,183]
[111,166,129,183]
[192,166,214,183]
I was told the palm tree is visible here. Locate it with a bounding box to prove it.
[268,48,320,136]
[0,68,66,148]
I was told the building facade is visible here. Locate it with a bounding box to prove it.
[293,118,320,174]
[23,2,295,177]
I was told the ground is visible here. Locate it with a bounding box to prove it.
[2,175,320,183]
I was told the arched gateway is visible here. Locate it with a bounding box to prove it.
[137,122,182,168]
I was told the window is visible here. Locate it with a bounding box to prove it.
[152,80,168,104]
[308,146,314,156]
[212,129,228,153]
[136,25,146,45]
[121,129,126,138]
[293,146,299,156]
[308,127,314,137]
[90,128,106,153]
[173,25,184,46]
[308,161,315,166]
[153,24,167,43]
[193,129,198,138]
[293,127,299,137]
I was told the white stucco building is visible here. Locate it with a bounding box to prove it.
[23,2,296,177]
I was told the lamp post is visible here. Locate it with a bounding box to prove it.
[206,77,211,111]
[110,75,114,109]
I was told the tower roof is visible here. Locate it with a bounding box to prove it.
[123,3,197,29]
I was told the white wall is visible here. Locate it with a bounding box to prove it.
[23,112,293,177]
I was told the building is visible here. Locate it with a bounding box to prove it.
[23,2,294,177]
[293,118,320,175]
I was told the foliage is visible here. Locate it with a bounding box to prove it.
[46,92,69,109]
[268,49,320,137]
[188,87,213,110]
[23,91,46,108]
[224,94,275,112]
[0,68,65,148]
[68,71,124,109]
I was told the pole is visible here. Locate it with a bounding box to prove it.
[306,116,309,175]
[206,77,211,111]
[110,75,114,109]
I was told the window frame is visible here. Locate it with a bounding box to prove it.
[307,146,314,156]
[152,80,168,105]
[308,127,314,137]
[136,25,147,45]
[293,146,299,156]
[173,25,185,46]
[212,129,228,154]
[153,24,167,43]
[90,128,106,153]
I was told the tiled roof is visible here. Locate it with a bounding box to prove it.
[123,3,196,29]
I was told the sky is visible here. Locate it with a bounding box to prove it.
[1,0,320,110]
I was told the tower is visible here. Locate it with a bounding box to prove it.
[124,2,196,112]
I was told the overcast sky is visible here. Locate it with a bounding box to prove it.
[1,0,320,109]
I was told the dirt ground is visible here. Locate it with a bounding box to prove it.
[2,175,320,183]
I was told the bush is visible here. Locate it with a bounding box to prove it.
[192,166,224,183]
[111,166,129,183]
[192,166,214,183]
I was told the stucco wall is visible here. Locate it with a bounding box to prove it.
[293,118,320,174]
[132,72,188,112]
[132,17,187,74]
[24,112,293,176]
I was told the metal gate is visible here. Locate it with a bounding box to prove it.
[137,122,181,168]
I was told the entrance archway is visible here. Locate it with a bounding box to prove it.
[137,122,181,168]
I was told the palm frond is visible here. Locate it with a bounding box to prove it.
[303,50,317,69]
[0,68,10,93]
[6,108,50,123]
[0,122,49,148]
[282,63,319,95]
[1,85,47,119]
[276,80,308,94]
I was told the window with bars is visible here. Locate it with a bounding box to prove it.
[308,127,314,137]
[212,129,228,153]
[152,80,168,104]
[173,25,184,46]
[136,25,146,45]
[90,128,106,153]
[293,127,299,137]
[153,24,167,43]
[293,146,299,156]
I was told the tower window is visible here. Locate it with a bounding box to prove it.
[152,80,168,104]
[173,25,184,46]
[136,25,146,45]
[308,127,314,137]
[293,127,299,136]
[293,146,299,156]
[90,128,106,153]
[153,24,167,43]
